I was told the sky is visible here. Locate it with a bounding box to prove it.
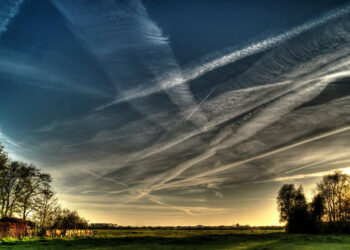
[1,0,350,226]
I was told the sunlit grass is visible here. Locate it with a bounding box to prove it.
[95,229,284,238]
[1,229,350,249]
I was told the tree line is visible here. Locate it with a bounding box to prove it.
[0,143,88,229]
[277,170,350,233]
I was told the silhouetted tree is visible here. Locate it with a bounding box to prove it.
[310,194,324,221]
[0,161,29,217]
[277,184,309,232]
[316,171,350,222]
[277,171,350,234]
[0,144,8,167]
[18,165,52,220]
[277,184,306,221]
[0,142,89,230]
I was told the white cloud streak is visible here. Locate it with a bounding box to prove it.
[51,0,207,125]
[104,2,350,106]
[0,0,24,37]
[0,48,111,97]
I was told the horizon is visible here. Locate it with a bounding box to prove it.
[1,0,350,227]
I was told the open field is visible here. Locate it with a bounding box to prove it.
[1,229,350,249]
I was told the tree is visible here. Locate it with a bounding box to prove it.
[316,171,350,222]
[277,184,308,232]
[310,194,324,221]
[0,142,89,230]
[0,143,8,167]
[52,209,88,229]
[32,188,57,229]
[0,160,53,219]
[0,161,28,217]
[18,165,52,220]
[277,184,306,222]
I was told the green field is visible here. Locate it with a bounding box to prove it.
[1,229,350,249]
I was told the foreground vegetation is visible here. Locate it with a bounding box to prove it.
[277,171,350,233]
[0,143,88,230]
[2,229,350,249]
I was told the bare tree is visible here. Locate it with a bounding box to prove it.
[0,142,89,230]
[33,188,57,229]
[0,144,8,167]
[18,165,52,220]
[0,161,28,217]
[316,171,350,222]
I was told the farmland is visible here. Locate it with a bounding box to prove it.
[1,229,350,249]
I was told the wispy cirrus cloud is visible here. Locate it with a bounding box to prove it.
[3,0,350,226]
[51,0,207,126]
[98,1,350,107]
[0,0,24,37]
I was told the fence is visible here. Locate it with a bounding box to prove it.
[0,226,94,238]
[43,229,94,237]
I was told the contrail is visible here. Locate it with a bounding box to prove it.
[79,168,129,187]
[145,67,350,194]
[73,23,350,199]
[101,2,350,107]
[151,125,350,191]
[150,79,329,192]
[190,126,350,181]
[0,0,24,37]
[181,1,350,83]
[185,87,216,121]
[0,53,112,97]
[284,154,343,174]
[51,0,207,125]
[0,129,22,149]
[254,166,350,183]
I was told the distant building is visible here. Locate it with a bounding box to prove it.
[0,217,31,238]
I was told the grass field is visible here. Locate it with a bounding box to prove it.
[1,229,350,249]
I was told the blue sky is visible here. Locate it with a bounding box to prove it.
[1,0,350,225]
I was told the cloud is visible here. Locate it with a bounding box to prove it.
[5,1,350,225]
[207,183,219,189]
[0,48,112,97]
[215,191,223,198]
[139,17,350,196]
[51,0,207,126]
[255,166,350,183]
[100,1,350,106]
[0,0,24,37]
[25,10,350,214]
[0,129,22,149]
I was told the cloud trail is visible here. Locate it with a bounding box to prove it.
[103,2,350,106]
[0,0,24,37]
[185,87,217,121]
[133,56,350,197]
[4,0,350,225]
[187,126,350,182]
[149,80,331,193]
[181,2,350,83]
[146,194,226,215]
[120,12,350,199]
[284,154,344,174]
[255,166,350,183]
[0,129,22,149]
[44,59,350,191]
[0,58,110,97]
[51,0,207,125]
[79,168,129,187]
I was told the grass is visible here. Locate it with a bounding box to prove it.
[1,229,350,249]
